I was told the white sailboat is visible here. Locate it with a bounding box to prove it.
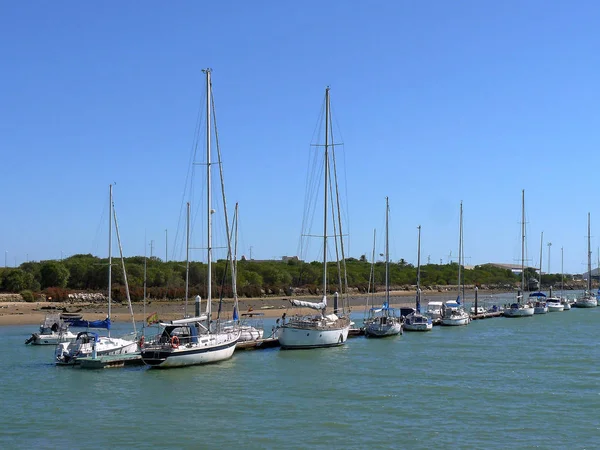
[25,314,77,345]
[404,225,432,331]
[574,213,597,308]
[441,201,470,326]
[55,185,139,365]
[531,232,548,314]
[364,197,403,337]
[141,69,240,367]
[277,87,351,349]
[504,190,535,317]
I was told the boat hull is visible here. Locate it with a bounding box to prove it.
[364,321,402,337]
[27,331,77,345]
[278,324,350,349]
[440,316,470,326]
[503,306,535,317]
[55,338,139,365]
[141,333,238,368]
[574,299,598,308]
[534,306,548,314]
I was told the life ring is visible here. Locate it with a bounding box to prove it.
[171,335,180,348]
[138,336,145,348]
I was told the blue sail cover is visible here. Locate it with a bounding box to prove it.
[456,295,461,305]
[233,306,239,321]
[68,318,111,330]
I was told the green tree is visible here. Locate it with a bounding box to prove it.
[40,261,70,289]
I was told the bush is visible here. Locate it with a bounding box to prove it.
[20,290,35,302]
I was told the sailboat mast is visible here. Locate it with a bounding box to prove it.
[185,201,190,317]
[539,232,543,290]
[561,246,564,295]
[385,196,390,306]
[369,229,376,309]
[322,87,329,300]
[108,184,112,337]
[417,225,421,310]
[112,200,136,335]
[457,201,462,301]
[205,68,212,323]
[521,190,525,294]
[587,212,591,292]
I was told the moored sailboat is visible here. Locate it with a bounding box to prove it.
[504,190,535,317]
[277,87,351,349]
[363,197,403,337]
[404,225,432,331]
[574,213,597,308]
[140,69,240,367]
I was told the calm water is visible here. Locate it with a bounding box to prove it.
[1,293,599,449]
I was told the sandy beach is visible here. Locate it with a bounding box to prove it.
[0,288,504,326]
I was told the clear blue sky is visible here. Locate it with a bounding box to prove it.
[2,1,600,274]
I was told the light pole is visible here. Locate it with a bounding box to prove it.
[547,242,552,275]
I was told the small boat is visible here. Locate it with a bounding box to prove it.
[25,314,77,345]
[546,297,565,312]
[238,312,266,342]
[530,292,548,314]
[425,301,443,321]
[363,198,402,338]
[440,301,470,326]
[403,226,432,332]
[469,306,486,315]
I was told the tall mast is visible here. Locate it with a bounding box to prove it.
[521,190,525,294]
[561,246,564,296]
[108,184,112,337]
[185,201,190,317]
[112,199,136,335]
[417,225,421,311]
[369,229,376,309]
[204,68,212,323]
[322,87,330,301]
[385,196,390,307]
[457,201,463,302]
[587,212,591,292]
[539,231,543,291]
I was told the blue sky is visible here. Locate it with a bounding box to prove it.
[2,1,600,274]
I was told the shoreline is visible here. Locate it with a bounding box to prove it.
[0,288,514,326]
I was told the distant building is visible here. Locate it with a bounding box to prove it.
[485,263,538,274]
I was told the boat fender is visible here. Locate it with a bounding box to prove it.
[171,336,180,349]
[138,336,145,348]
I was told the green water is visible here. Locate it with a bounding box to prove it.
[1,297,599,449]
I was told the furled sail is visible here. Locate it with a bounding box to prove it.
[290,296,327,311]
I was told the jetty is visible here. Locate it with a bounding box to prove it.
[78,353,143,369]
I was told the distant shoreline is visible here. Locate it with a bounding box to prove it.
[0,287,518,326]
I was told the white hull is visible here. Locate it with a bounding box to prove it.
[28,331,78,345]
[141,331,239,368]
[55,336,139,365]
[278,320,350,349]
[561,301,571,310]
[575,298,598,308]
[364,321,402,337]
[239,326,264,342]
[440,316,470,326]
[503,306,535,317]
[403,321,433,332]
[534,306,548,314]
[547,304,565,312]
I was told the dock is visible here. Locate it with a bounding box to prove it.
[78,353,144,369]
[235,337,280,351]
[470,311,504,320]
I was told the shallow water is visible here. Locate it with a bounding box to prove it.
[1,293,599,449]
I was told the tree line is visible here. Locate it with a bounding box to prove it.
[0,253,568,302]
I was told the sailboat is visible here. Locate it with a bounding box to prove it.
[559,247,571,310]
[363,197,403,337]
[404,225,433,331]
[441,201,470,326]
[55,185,139,365]
[140,69,240,367]
[530,232,548,314]
[277,87,351,349]
[574,213,597,308]
[504,190,535,317]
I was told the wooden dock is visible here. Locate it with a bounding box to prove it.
[470,311,503,320]
[235,337,280,351]
[78,353,144,369]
